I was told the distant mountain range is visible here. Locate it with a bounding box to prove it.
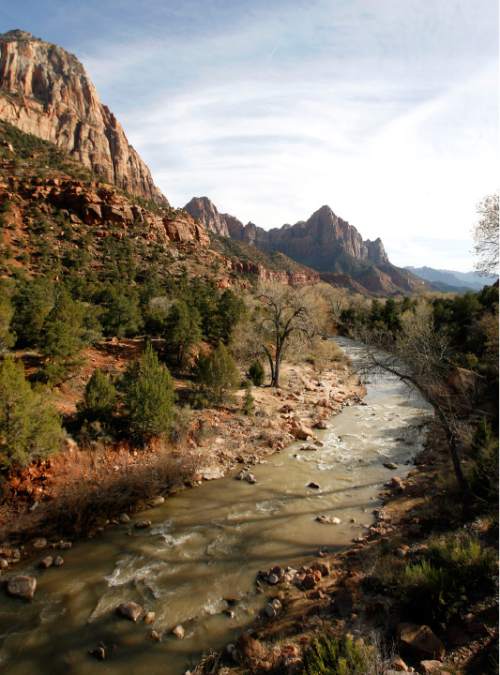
[185,197,425,295]
[405,266,497,292]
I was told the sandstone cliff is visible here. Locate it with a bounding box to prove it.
[0,29,166,204]
[185,196,424,295]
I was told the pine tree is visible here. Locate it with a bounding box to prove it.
[0,283,14,352]
[41,286,88,382]
[78,369,117,423]
[196,342,240,404]
[123,342,175,442]
[164,300,202,367]
[248,360,265,386]
[12,276,54,347]
[0,358,63,468]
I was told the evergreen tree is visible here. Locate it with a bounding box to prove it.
[78,369,117,423]
[0,358,63,468]
[12,276,54,347]
[164,300,202,367]
[97,284,143,338]
[196,342,240,404]
[248,360,265,386]
[0,283,14,352]
[214,289,245,344]
[123,343,175,442]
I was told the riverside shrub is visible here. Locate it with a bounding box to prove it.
[0,358,63,468]
[195,342,240,404]
[78,369,117,423]
[123,343,175,443]
[248,360,265,386]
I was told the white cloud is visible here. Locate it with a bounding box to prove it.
[72,0,498,272]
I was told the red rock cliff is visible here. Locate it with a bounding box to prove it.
[0,30,166,205]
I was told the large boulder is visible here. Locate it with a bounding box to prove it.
[116,601,143,622]
[398,623,445,659]
[6,575,37,601]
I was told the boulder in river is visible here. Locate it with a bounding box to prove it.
[53,556,64,567]
[144,611,156,625]
[134,520,152,530]
[315,515,341,525]
[307,482,320,490]
[32,537,48,550]
[119,513,131,524]
[235,469,257,484]
[38,555,53,569]
[116,601,143,622]
[89,643,107,660]
[6,575,37,601]
[383,462,398,470]
[301,445,318,452]
[172,624,185,639]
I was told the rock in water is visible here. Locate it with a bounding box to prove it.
[7,575,37,600]
[38,556,53,569]
[307,482,320,490]
[116,602,143,622]
[172,624,185,639]
[383,462,398,470]
[134,520,152,530]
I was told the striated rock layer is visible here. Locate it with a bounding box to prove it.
[0,29,166,204]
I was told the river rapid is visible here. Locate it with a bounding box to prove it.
[0,339,432,675]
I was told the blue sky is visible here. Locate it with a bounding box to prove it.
[1,0,498,270]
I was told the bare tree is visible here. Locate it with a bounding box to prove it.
[473,192,499,276]
[359,304,478,501]
[255,284,316,387]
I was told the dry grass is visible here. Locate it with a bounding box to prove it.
[0,440,200,540]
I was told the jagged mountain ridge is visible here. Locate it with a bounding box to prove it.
[184,196,425,295]
[0,29,165,204]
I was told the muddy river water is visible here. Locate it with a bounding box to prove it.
[0,339,432,674]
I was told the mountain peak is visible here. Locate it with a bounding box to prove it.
[0,29,35,41]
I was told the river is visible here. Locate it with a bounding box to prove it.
[0,339,432,674]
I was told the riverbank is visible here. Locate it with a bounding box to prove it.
[198,422,498,675]
[0,351,364,567]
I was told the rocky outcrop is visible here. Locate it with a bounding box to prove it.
[0,30,165,204]
[185,196,424,295]
[184,196,231,237]
[1,175,208,247]
[228,205,390,270]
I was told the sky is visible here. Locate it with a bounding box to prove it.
[1,0,498,271]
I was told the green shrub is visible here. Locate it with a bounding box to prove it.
[248,360,265,386]
[12,276,54,347]
[400,533,497,623]
[301,634,374,675]
[195,342,240,405]
[469,420,499,512]
[78,369,117,424]
[0,283,14,351]
[242,381,255,415]
[0,357,63,468]
[122,343,175,443]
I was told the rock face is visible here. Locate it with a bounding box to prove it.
[0,30,165,204]
[184,196,230,237]
[185,196,424,295]
[2,176,208,248]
